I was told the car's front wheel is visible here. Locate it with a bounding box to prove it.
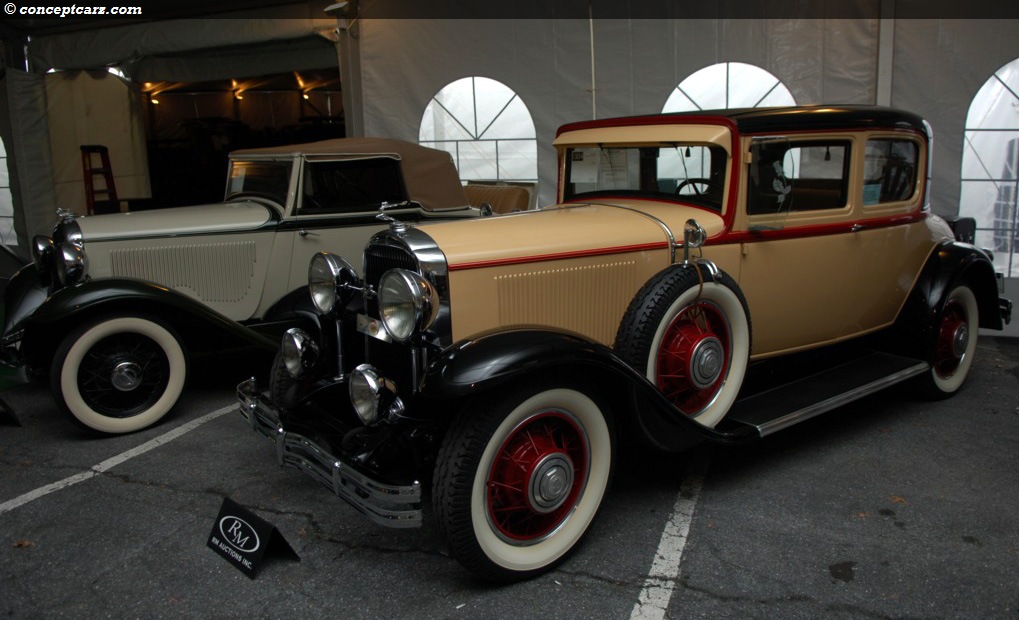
[919,283,979,397]
[433,382,613,582]
[615,264,751,428]
[51,315,187,434]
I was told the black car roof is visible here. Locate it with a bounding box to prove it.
[556,105,928,136]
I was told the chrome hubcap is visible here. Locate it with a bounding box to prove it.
[529,453,575,514]
[952,323,970,358]
[689,336,724,389]
[110,361,143,392]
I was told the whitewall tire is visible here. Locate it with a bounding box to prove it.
[51,315,187,434]
[433,383,613,582]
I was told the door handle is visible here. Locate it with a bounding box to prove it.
[298,229,314,237]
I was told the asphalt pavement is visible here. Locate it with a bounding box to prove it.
[1,338,1017,619]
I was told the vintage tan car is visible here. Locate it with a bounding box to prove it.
[1,138,482,434]
[237,106,1012,582]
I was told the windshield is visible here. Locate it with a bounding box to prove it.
[563,144,728,211]
[225,160,292,206]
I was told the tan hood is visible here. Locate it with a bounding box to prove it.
[421,201,724,270]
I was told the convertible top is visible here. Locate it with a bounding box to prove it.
[232,137,469,211]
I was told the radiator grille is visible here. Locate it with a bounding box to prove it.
[109,242,257,303]
[364,243,417,287]
[495,261,637,345]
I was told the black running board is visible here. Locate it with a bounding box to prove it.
[726,352,929,437]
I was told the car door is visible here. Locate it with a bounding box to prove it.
[846,134,934,333]
[736,137,861,356]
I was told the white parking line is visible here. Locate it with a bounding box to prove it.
[0,404,234,516]
[630,455,710,620]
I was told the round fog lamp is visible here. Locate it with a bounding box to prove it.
[349,364,382,425]
[281,328,319,378]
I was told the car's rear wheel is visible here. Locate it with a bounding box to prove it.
[433,382,613,582]
[615,264,751,428]
[919,283,979,397]
[51,315,187,434]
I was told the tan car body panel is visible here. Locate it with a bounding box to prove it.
[425,124,951,359]
[422,204,732,345]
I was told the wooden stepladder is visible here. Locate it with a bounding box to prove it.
[80,144,119,215]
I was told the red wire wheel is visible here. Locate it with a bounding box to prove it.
[655,300,731,415]
[933,298,968,379]
[485,411,590,544]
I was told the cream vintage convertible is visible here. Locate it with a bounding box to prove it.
[0,138,483,434]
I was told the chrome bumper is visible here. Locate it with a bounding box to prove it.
[236,378,422,528]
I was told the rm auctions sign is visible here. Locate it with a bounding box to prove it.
[207,497,299,578]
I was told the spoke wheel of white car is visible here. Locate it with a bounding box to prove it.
[920,283,979,397]
[615,265,750,428]
[433,383,613,583]
[51,315,187,434]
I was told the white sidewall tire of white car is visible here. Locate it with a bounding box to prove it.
[469,388,612,575]
[929,284,979,395]
[57,316,187,434]
[644,280,750,428]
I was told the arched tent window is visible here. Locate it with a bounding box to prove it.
[419,77,537,183]
[960,58,1019,277]
[663,62,796,112]
[0,138,16,246]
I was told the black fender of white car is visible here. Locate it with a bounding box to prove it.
[418,328,760,452]
[2,264,277,372]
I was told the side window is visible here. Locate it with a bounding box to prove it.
[863,139,919,205]
[748,141,850,215]
[227,161,292,206]
[299,158,408,215]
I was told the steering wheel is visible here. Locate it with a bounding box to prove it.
[227,191,283,205]
[674,178,714,196]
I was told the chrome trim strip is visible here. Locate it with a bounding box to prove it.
[751,361,929,437]
[236,379,422,528]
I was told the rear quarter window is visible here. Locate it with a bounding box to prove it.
[862,139,919,205]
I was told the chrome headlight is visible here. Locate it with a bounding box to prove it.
[377,268,439,342]
[308,252,357,315]
[281,328,319,378]
[54,218,83,248]
[54,242,88,287]
[32,236,55,278]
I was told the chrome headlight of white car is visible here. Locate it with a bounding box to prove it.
[309,252,357,315]
[377,268,439,342]
[54,242,89,287]
[31,235,54,275]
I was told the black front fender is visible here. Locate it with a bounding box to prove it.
[420,329,758,451]
[15,275,276,368]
